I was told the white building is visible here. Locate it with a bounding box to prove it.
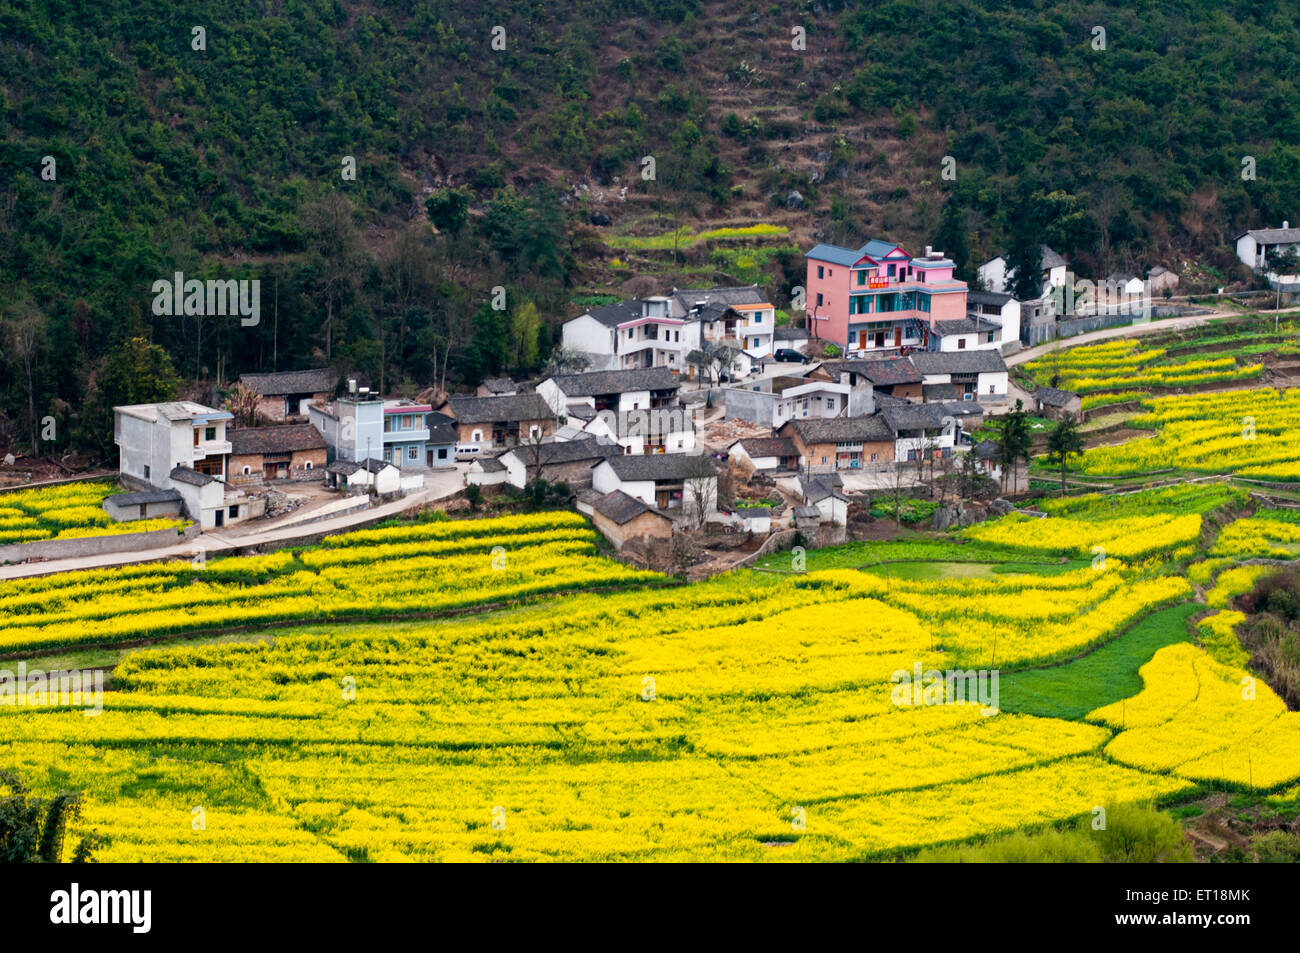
[966,290,1022,349]
[559,285,775,376]
[1236,224,1300,270]
[978,245,1069,298]
[590,453,718,516]
[723,371,871,430]
[910,350,1008,405]
[114,401,233,489]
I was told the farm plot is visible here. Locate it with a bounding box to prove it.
[0,481,187,544]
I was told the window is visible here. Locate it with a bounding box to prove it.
[987,332,995,343]
[888,264,896,277]
[817,265,824,279]
[816,293,823,307]
[627,328,634,339]
[305,461,312,469]
[472,429,483,443]
[870,452,879,462]
[917,293,931,312]
[958,339,966,349]
[826,399,836,411]
[143,465,150,480]
[821,456,828,464]
[753,338,760,348]
[857,271,866,286]
[753,312,762,323]
[205,427,216,441]
[229,506,239,518]
[437,447,448,460]
[408,446,418,460]
[242,465,251,475]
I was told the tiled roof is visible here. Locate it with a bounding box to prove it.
[443,393,555,424]
[601,453,718,481]
[482,377,516,393]
[805,243,862,267]
[910,350,1008,375]
[593,489,671,525]
[228,423,326,456]
[1033,386,1078,407]
[169,465,215,486]
[821,357,922,386]
[584,299,647,327]
[967,289,1015,306]
[504,439,621,467]
[731,437,798,458]
[1240,228,1300,244]
[549,367,679,397]
[238,368,338,396]
[773,327,809,341]
[784,415,894,443]
[671,285,767,311]
[105,489,182,506]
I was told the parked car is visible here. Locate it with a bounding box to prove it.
[455,444,482,461]
[774,348,811,363]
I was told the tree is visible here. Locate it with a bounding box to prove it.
[225,381,262,428]
[0,770,95,863]
[1046,416,1084,496]
[509,301,543,373]
[1,297,46,454]
[683,455,718,529]
[425,187,472,235]
[998,399,1032,495]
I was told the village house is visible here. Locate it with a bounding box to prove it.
[309,389,385,464]
[727,436,800,474]
[723,373,865,430]
[804,240,970,357]
[1146,265,1179,295]
[588,490,676,551]
[1235,223,1300,272]
[878,399,981,463]
[380,399,433,471]
[978,246,1070,345]
[812,358,923,400]
[773,326,811,352]
[590,452,719,516]
[437,393,556,450]
[1032,386,1082,420]
[559,284,775,376]
[476,377,518,397]
[324,458,401,495]
[965,290,1022,348]
[237,368,338,423]
[226,423,327,486]
[426,412,458,469]
[778,415,896,472]
[114,401,233,487]
[102,488,184,522]
[799,473,849,527]
[909,350,1008,405]
[930,314,1004,352]
[168,464,255,530]
[536,367,680,416]
[571,407,696,454]
[498,436,622,490]
[465,456,509,487]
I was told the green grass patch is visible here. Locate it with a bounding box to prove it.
[1000,602,1200,719]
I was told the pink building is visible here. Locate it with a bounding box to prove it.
[805,239,968,357]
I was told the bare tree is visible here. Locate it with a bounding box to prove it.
[683,455,718,529]
[3,298,46,454]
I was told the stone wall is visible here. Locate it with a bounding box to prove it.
[0,523,200,565]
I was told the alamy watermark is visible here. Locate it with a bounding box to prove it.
[891,662,1000,716]
[1047,273,1153,322]
[0,663,103,716]
[151,271,260,326]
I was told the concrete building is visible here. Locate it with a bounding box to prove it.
[909,350,1008,405]
[498,436,622,490]
[114,401,234,489]
[309,392,386,465]
[723,371,871,430]
[102,488,184,522]
[966,290,1022,348]
[324,458,401,494]
[1235,224,1300,271]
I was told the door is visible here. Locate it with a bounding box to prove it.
[264,463,277,481]
[427,449,435,467]
[214,510,224,528]
[894,326,902,347]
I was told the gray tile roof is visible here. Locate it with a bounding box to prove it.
[228,423,326,456]
[880,401,982,432]
[584,299,647,327]
[593,489,671,525]
[601,453,718,482]
[427,412,458,445]
[549,367,679,397]
[443,393,555,424]
[238,368,338,396]
[792,506,822,519]
[1033,386,1079,407]
[1240,228,1300,244]
[784,415,894,444]
[482,377,516,394]
[731,437,798,458]
[504,439,621,467]
[326,460,361,475]
[821,357,922,386]
[105,489,183,506]
[967,289,1015,306]
[169,465,215,486]
[910,350,1007,375]
[671,285,767,312]
[805,243,864,267]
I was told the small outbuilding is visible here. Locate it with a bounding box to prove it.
[590,490,675,550]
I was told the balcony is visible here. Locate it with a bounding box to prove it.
[193,439,232,459]
[383,427,430,444]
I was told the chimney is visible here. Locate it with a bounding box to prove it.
[348,378,357,394]
[1285,221,1291,230]
[924,245,932,257]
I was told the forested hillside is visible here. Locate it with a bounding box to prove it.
[3,0,1300,459]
